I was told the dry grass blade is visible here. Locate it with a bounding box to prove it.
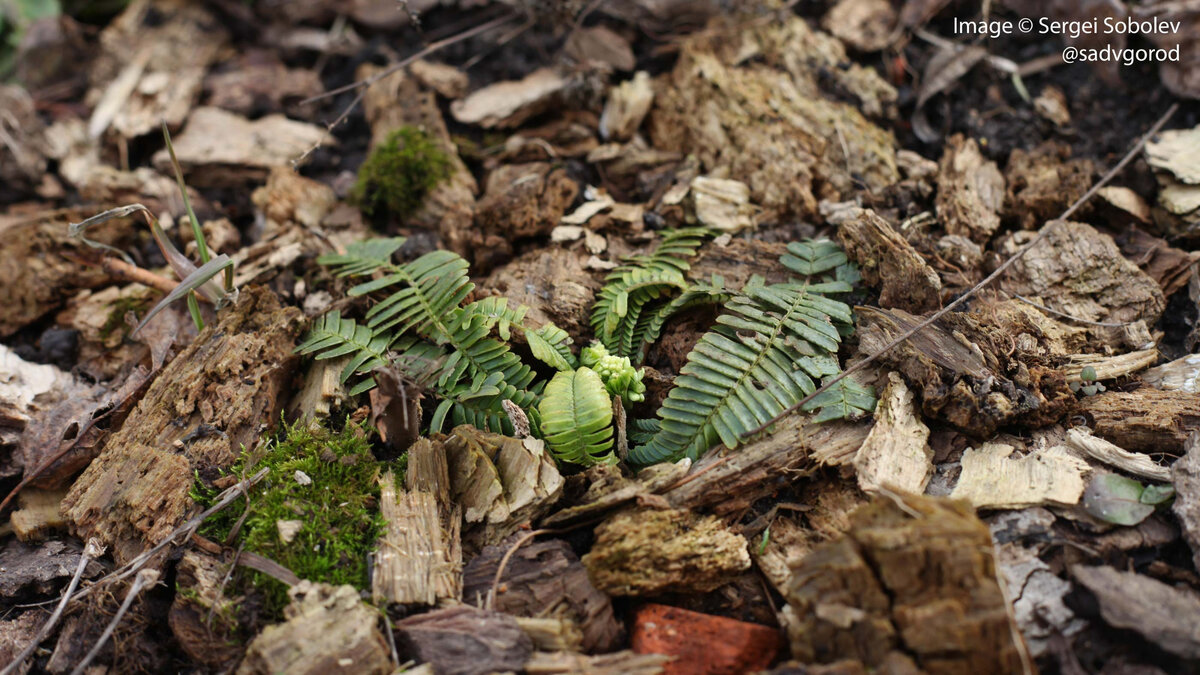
[742,102,1180,440]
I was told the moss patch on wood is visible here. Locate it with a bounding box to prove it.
[194,419,405,614]
[351,125,453,220]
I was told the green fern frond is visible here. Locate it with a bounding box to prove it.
[537,367,616,466]
[295,311,394,395]
[590,228,711,356]
[780,239,847,276]
[630,276,732,365]
[628,281,871,465]
[463,296,577,371]
[802,376,877,423]
[628,418,661,446]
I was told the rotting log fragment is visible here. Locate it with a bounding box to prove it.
[857,306,1074,438]
[582,506,750,596]
[238,581,391,675]
[462,538,622,652]
[784,494,1027,673]
[62,286,304,563]
[1078,388,1200,453]
[936,134,1005,244]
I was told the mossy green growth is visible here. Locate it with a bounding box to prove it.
[194,419,402,615]
[352,126,454,220]
[99,294,151,341]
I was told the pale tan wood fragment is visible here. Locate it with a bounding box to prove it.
[853,372,932,494]
[1062,427,1170,482]
[951,442,1089,509]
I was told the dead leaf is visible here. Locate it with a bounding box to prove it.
[451,68,571,129]
[565,26,635,71]
[369,366,424,457]
[912,45,988,142]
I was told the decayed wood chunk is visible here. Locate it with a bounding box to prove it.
[1000,221,1165,348]
[395,605,533,675]
[838,208,942,313]
[1072,565,1200,660]
[935,135,1005,243]
[0,208,135,337]
[583,506,750,595]
[647,15,897,222]
[785,494,1027,673]
[1171,433,1200,573]
[360,64,478,259]
[970,292,1087,358]
[238,582,391,675]
[1143,353,1200,393]
[857,307,1073,437]
[1078,388,1200,453]
[687,237,790,290]
[62,287,304,563]
[1003,141,1094,230]
[462,538,621,653]
[853,373,932,495]
[169,550,244,669]
[949,442,1089,509]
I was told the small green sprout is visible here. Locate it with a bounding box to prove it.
[581,342,646,403]
[1070,365,1106,396]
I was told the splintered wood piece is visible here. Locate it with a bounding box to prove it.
[1079,388,1200,453]
[665,412,870,513]
[950,442,1089,509]
[514,617,583,653]
[443,426,564,551]
[238,582,391,675]
[1063,427,1170,482]
[394,605,532,675]
[62,286,304,563]
[631,603,780,675]
[462,538,622,653]
[1063,349,1159,383]
[853,372,932,495]
[524,650,671,675]
[785,494,1027,673]
[372,471,461,606]
[582,507,750,596]
[838,207,942,313]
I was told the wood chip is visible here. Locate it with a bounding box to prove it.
[600,71,654,141]
[853,372,932,494]
[394,605,532,675]
[950,442,1089,509]
[451,68,569,129]
[1078,388,1200,453]
[1142,353,1200,393]
[690,176,755,234]
[1172,433,1200,574]
[372,470,461,606]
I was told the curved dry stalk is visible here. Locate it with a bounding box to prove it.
[0,539,106,675]
[68,569,160,675]
[743,101,1180,440]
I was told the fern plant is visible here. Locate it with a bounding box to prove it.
[627,269,875,465]
[296,238,574,436]
[537,367,616,466]
[590,228,712,359]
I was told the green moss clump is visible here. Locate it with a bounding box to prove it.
[99,294,151,341]
[352,126,454,220]
[195,419,401,615]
